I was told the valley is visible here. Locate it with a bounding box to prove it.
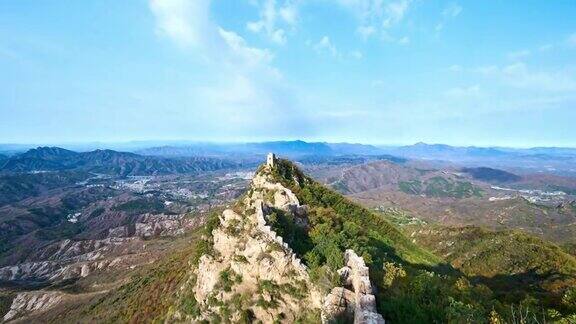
[0,142,576,323]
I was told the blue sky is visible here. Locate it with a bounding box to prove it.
[1,0,575,147]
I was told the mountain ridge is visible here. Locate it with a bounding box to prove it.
[0,147,240,176]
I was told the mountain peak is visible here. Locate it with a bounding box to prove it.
[20,146,78,160]
[188,155,323,322]
[183,155,388,322]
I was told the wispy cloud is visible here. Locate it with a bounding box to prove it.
[218,28,275,67]
[338,0,412,43]
[350,50,363,59]
[539,44,553,52]
[444,85,481,99]
[149,0,213,48]
[507,49,531,60]
[435,2,462,31]
[314,36,338,57]
[475,62,576,92]
[442,3,462,18]
[149,0,309,137]
[382,0,412,28]
[247,0,299,45]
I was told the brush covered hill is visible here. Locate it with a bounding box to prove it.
[15,156,576,323]
[406,225,576,294]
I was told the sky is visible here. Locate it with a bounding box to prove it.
[0,0,575,147]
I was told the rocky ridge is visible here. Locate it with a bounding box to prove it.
[184,155,322,322]
[183,154,385,323]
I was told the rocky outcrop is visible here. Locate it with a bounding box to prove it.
[108,213,203,239]
[0,237,137,282]
[322,250,385,324]
[179,154,385,323]
[3,291,64,322]
[187,156,322,322]
[0,257,125,282]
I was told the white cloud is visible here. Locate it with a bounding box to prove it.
[357,25,376,39]
[382,0,411,28]
[471,62,576,93]
[350,50,363,59]
[437,61,576,122]
[435,3,462,33]
[149,0,305,136]
[398,36,410,45]
[539,44,553,52]
[149,0,212,48]
[218,28,274,66]
[500,62,576,92]
[247,0,298,45]
[444,85,481,99]
[380,31,409,45]
[507,49,531,60]
[279,4,298,25]
[442,3,462,18]
[314,36,338,57]
[338,0,412,41]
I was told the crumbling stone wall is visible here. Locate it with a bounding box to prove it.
[322,250,385,324]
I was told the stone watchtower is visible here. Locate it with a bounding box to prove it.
[267,153,276,167]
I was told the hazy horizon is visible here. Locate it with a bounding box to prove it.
[2,138,576,151]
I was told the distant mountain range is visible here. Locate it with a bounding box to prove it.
[2,141,576,177]
[0,147,241,176]
[135,141,576,163]
[383,142,576,159]
[135,140,385,158]
[3,140,576,157]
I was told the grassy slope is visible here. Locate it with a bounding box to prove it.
[406,225,576,305]
[270,159,441,268]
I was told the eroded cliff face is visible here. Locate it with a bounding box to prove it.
[2,291,64,322]
[182,155,385,323]
[0,213,203,284]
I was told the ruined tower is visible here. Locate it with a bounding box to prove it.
[267,152,276,167]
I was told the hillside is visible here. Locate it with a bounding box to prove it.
[268,157,440,268]
[405,225,576,298]
[322,160,484,199]
[0,171,91,206]
[461,167,521,183]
